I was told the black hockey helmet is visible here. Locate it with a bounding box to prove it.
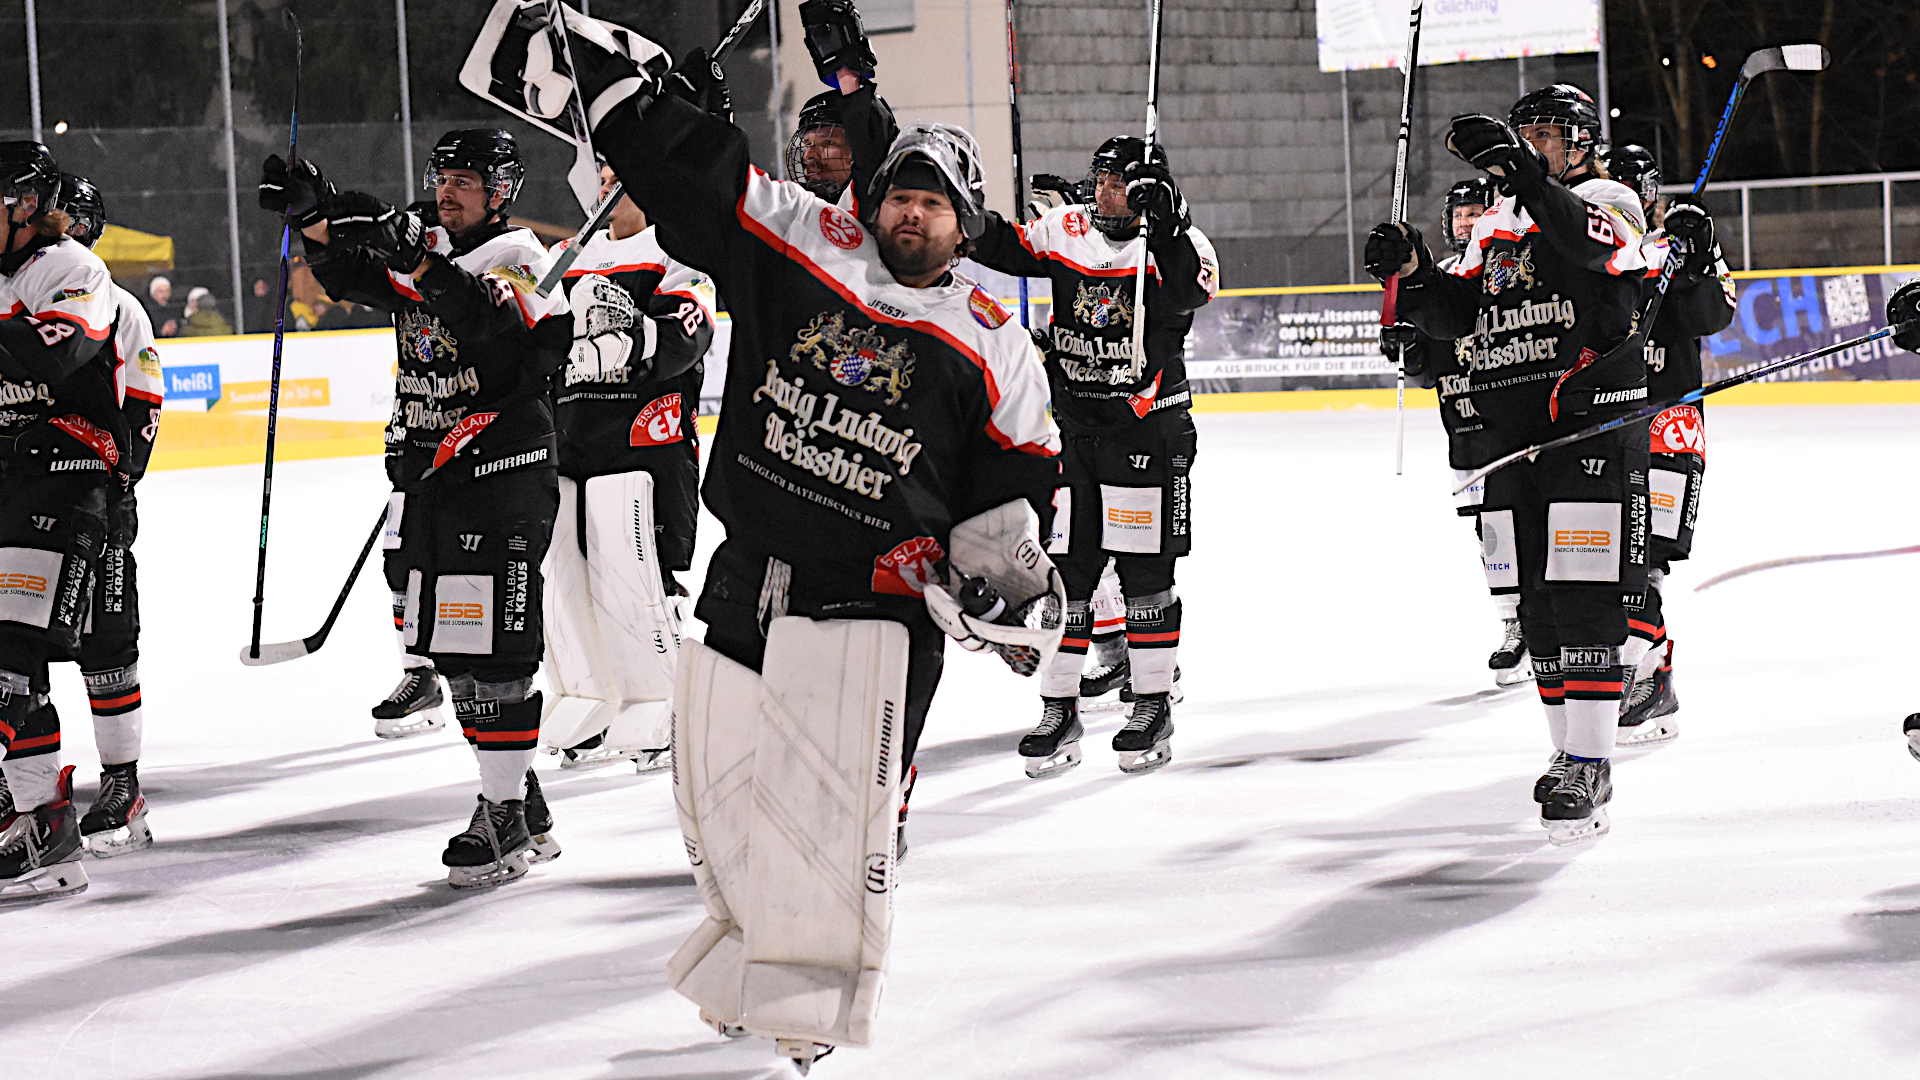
[1509,83,1604,160]
[0,141,61,251]
[424,128,525,213]
[1441,176,1496,253]
[1606,143,1661,210]
[1086,135,1169,239]
[55,173,106,248]
[786,91,852,200]
[866,121,988,239]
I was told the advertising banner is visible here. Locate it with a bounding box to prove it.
[1316,0,1600,73]
[1698,268,1920,384]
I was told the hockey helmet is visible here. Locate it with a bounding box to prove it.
[1606,144,1661,210]
[786,91,852,200]
[867,121,987,239]
[56,173,106,249]
[424,128,526,212]
[1509,83,1604,159]
[1441,176,1496,253]
[1086,135,1168,239]
[0,141,60,212]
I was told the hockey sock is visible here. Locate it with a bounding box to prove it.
[450,677,540,803]
[84,664,143,767]
[1,754,61,809]
[1040,600,1092,698]
[1533,654,1567,748]
[1125,591,1181,695]
[1560,645,1626,759]
[473,745,536,803]
[1493,592,1519,621]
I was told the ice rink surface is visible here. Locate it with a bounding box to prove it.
[7,404,1920,1079]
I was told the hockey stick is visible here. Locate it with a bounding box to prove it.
[1381,0,1423,477]
[533,0,767,297]
[1451,318,1917,496]
[1694,544,1920,593]
[1128,0,1164,369]
[1005,0,1028,327]
[238,505,390,666]
[1632,45,1827,344]
[247,7,303,662]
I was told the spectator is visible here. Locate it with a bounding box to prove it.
[177,287,235,337]
[248,277,276,334]
[314,296,391,330]
[144,275,181,337]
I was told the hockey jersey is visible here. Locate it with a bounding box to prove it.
[108,284,164,482]
[1637,230,1736,407]
[596,95,1061,608]
[306,219,570,481]
[0,234,124,464]
[551,225,715,477]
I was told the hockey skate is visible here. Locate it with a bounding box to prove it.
[1489,619,1532,687]
[522,769,561,863]
[81,762,152,857]
[777,1039,835,1076]
[0,768,10,820]
[1533,750,1573,804]
[1019,697,1084,779]
[372,667,446,740]
[442,795,533,889]
[1617,642,1679,746]
[1121,666,1184,706]
[1905,713,1920,764]
[0,765,90,905]
[1541,758,1612,846]
[1077,641,1129,713]
[1113,692,1174,775]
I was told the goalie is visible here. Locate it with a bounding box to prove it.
[464,2,1063,1070]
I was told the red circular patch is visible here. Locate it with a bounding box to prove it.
[1063,211,1089,237]
[820,207,864,250]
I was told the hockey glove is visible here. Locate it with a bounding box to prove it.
[1380,322,1426,379]
[1363,222,1428,281]
[1026,173,1080,219]
[800,0,879,86]
[667,47,734,125]
[924,500,1067,677]
[1126,161,1190,237]
[1662,198,1716,278]
[329,192,431,274]
[258,155,334,230]
[1446,114,1548,191]
[566,272,654,382]
[1888,279,1920,353]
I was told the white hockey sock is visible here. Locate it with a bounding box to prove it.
[1562,698,1617,759]
[1039,643,1084,698]
[1128,647,1177,695]
[1620,636,1656,681]
[402,653,433,670]
[474,747,534,803]
[2,754,61,809]
[1542,701,1568,751]
[84,664,143,766]
[93,712,143,768]
[1494,592,1519,621]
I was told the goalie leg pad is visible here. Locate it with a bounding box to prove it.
[540,477,616,749]
[584,471,677,748]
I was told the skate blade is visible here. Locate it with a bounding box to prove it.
[528,831,562,863]
[699,1010,750,1040]
[1493,665,1534,687]
[634,748,672,775]
[84,815,153,858]
[1543,807,1611,847]
[1117,739,1173,775]
[1022,742,1082,779]
[558,745,646,771]
[374,707,445,740]
[446,848,533,889]
[777,1039,833,1076]
[1617,716,1679,747]
[1078,693,1126,715]
[1908,732,1920,764]
[0,853,91,905]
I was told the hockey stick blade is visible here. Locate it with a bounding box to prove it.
[1742,44,1829,81]
[1694,544,1920,593]
[238,637,323,667]
[239,505,388,667]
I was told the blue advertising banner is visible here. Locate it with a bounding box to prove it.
[164,364,222,401]
[1700,267,1920,383]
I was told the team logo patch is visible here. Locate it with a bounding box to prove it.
[398,311,458,366]
[485,264,539,295]
[969,287,1011,329]
[820,206,864,250]
[1648,404,1705,456]
[872,536,944,597]
[432,411,498,468]
[630,392,686,447]
[50,414,120,467]
[791,313,915,405]
[51,288,94,303]
[136,347,162,379]
[1483,242,1537,296]
[1063,211,1089,237]
[1072,280,1134,329]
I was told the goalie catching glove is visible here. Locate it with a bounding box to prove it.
[922,501,1066,676]
[567,272,655,382]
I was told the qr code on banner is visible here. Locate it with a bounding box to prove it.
[1823,274,1871,328]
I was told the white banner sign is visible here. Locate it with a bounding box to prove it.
[1316,0,1600,73]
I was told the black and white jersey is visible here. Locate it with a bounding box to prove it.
[107,284,163,482]
[1637,230,1735,406]
[971,206,1220,434]
[0,235,124,464]
[596,96,1061,607]
[550,225,715,478]
[1403,253,1494,471]
[305,220,570,480]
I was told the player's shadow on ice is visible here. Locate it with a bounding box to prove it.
[1766,882,1920,970]
[130,739,453,808]
[186,1062,413,1080]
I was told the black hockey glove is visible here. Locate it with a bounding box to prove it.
[1029,325,1051,353]
[258,154,334,230]
[667,47,734,125]
[1026,173,1080,219]
[1125,161,1190,237]
[1380,322,1426,378]
[1662,198,1716,278]
[1888,279,1920,353]
[329,192,431,274]
[1446,114,1548,191]
[800,0,879,86]
[1363,222,1428,282]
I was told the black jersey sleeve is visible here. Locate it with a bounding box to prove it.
[414,256,562,352]
[0,318,106,384]
[969,213,1055,279]
[1660,270,1737,341]
[1510,174,1644,278]
[305,241,412,312]
[595,97,750,289]
[839,83,900,220]
[640,286,714,382]
[1394,265,1482,342]
[1146,229,1213,314]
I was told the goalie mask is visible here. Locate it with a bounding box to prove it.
[425,128,526,220]
[1086,135,1167,240]
[867,122,988,239]
[56,172,106,249]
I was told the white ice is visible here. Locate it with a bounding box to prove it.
[8,404,1920,1079]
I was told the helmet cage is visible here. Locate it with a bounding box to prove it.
[786,122,852,201]
[1441,177,1495,254]
[1085,136,1167,238]
[55,173,105,248]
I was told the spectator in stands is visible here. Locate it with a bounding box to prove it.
[177,287,235,337]
[145,275,181,337]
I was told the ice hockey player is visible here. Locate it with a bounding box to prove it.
[1366,84,1651,845]
[967,135,1219,778]
[474,8,1063,1068]
[788,91,857,205]
[53,172,164,856]
[541,163,715,770]
[1382,177,1529,688]
[260,128,569,888]
[0,142,123,904]
[1605,143,1734,747]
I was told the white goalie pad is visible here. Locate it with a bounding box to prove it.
[667,617,909,1048]
[541,478,618,749]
